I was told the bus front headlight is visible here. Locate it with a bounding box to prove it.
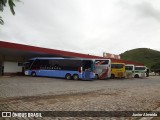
[25,71,29,75]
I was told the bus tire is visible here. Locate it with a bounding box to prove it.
[73,74,79,80]
[110,74,115,79]
[31,72,36,77]
[95,74,99,79]
[134,74,139,78]
[65,73,71,80]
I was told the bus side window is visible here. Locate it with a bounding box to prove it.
[54,64,59,69]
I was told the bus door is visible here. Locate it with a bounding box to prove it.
[82,60,94,80]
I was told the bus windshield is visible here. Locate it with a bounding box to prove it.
[125,66,133,70]
[135,67,146,70]
[111,64,124,69]
[24,60,34,70]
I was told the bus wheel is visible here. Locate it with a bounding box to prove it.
[134,74,139,78]
[31,72,36,77]
[65,74,71,80]
[110,74,115,79]
[73,74,79,80]
[95,74,99,79]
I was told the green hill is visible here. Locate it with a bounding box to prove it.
[120,48,160,68]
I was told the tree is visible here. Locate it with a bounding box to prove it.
[151,62,160,70]
[150,62,160,75]
[0,0,20,25]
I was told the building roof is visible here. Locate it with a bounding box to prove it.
[0,41,144,65]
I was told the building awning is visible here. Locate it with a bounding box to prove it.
[0,41,144,66]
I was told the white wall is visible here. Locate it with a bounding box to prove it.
[4,62,22,73]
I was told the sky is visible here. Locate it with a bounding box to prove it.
[0,0,160,56]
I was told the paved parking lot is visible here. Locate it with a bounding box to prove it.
[0,76,160,119]
[0,76,160,98]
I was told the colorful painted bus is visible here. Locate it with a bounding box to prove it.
[24,57,95,80]
[95,59,111,79]
[94,59,111,79]
[133,66,146,78]
[111,63,125,79]
[125,64,134,78]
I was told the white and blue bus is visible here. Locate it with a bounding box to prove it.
[24,57,95,80]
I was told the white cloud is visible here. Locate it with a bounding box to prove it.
[0,0,160,56]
